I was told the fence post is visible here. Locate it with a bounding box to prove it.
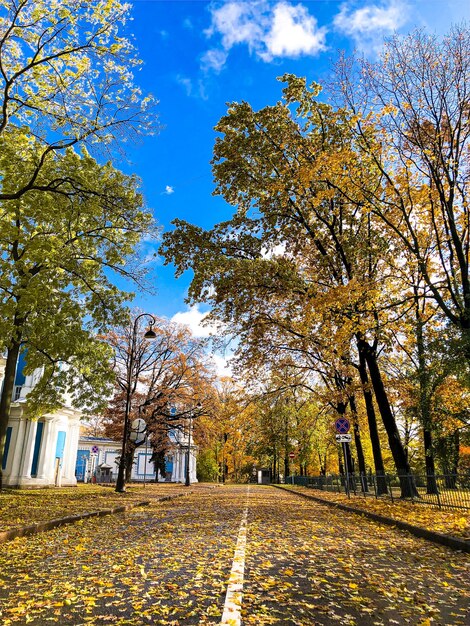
[372,473,378,499]
[387,474,394,503]
[435,475,442,509]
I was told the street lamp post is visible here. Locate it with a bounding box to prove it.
[115,313,157,493]
[185,401,201,487]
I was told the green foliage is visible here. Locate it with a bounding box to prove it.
[0,0,155,181]
[0,144,157,417]
[196,449,219,482]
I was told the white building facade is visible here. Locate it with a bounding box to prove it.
[76,427,197,484]
[1,353,198,488]
[1,354,82,488]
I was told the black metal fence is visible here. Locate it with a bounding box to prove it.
[287,473,470,510]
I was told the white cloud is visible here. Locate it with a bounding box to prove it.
[205,1,265,50]
[204,1,327,71]
[201,48,228,73]
[210,353,233,377]
[334,1,409,51]
[176,75,209,100]
[263,3,327,59]
[164,185,174,195]
[176,75,193,96]
[171,305,220,338]
[171,306,235,378]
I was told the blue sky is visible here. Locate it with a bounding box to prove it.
[120,0,469,338]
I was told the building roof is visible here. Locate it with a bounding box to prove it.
[80,436,118,444]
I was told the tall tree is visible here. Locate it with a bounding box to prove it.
[161,75,416,493]
[0,0,155,201]
[104,314,214,489]
[0,149,156,488]
[333,26,470,361]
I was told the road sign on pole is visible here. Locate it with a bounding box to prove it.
[335,418,350,434]
[289,452,295,458]
[335,434,352,443]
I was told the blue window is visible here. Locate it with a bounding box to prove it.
[31,422,44,476]
[75,450,90,481]
[55,431,67,459]
[15,350,27,386]
[2,427,12,470]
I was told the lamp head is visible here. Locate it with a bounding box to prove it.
[144,318,157,340]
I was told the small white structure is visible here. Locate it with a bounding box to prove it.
[257,468,271,485]
[76,426,197,484]
[1,354,81,488]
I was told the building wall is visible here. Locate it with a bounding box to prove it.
[1,355,199,488]
[1,356,82,488]
[76,434,198,484]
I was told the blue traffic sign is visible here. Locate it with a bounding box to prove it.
[335,418,350,434]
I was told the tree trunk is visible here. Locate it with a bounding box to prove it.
[414,293,439,494]
[125,449,133,483]
[349,393,368,492]
[357,348,388,495]
[423,427,438,494]
[0,339,22,491]
[284,413,289,480]
[358,336,418,497]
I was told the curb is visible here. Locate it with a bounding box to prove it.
[273,485,470,554]
[0,492,190,544]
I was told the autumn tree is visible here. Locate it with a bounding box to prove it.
[332,26,470,362]
[0,2,158,489]
[0,0,155,201]
[104,314,214,488]
[161,75,416,494]
[0,151,156,488]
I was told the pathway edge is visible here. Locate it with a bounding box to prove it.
[273,485,470,553]
[0,492,191,544]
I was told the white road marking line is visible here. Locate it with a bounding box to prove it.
[220,487,250,626]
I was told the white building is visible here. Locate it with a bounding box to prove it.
[1,354,81,488]
[76,427,197,484]
[1,353,198,488]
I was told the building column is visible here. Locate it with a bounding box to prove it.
[18,420,38,480]
[6,417,26,485]
[36,419,54,481]
[61,418,80,485]
[172,451,178,482]
[173,449,181,482]
[190,447,198,483]
[42,420,58,485]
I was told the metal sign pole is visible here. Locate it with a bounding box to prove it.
[144,434,148,488]
[342,442,350,498]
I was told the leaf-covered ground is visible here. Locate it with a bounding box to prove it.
[279,485,470,540]
[0,483,186,532]
[242,487,469,626]
[0,485,468,625]
[1,481,468,541]
[0,486,239,625]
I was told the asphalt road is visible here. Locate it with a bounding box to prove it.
[0,484,468,625]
